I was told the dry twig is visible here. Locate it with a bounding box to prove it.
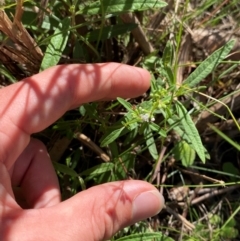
[75,132,110,162]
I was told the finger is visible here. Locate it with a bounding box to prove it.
[11,138,61,209]
[0,63,150,169]
[0,162,20,210]
[3,180,164,241]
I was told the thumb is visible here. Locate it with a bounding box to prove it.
[6,180,164,241]
[58,180,165,241]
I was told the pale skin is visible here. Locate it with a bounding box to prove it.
[0,63,164,241]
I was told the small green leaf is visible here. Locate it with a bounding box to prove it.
[101,127,125,147]
[80,163,114,176]
[116,232,174,241]
[79,0,167,15]
[173,141,196,167]
[79,106,86,116]
[165,65,175,85]
[184,40,235,88]
[142,54,159,71]
[144,125,158,160]
[162,41,174,66]
[86,23,137,42]
[125,112,139,130]
[175,101,205,163]
[53,162,78,177]
[149,122,167,137]
[222,162,240,181]
[40,18,70,71]
[117,97,133,112]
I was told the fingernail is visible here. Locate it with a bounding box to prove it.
[132,190,164,222]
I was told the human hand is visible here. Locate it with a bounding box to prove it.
[0,63,164,241]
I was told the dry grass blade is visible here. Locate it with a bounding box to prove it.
[120,12,154,55]
[190,185,239,206]
[49,137,72,163]
[192,28,240,61]
[164,205,195,231]
[0,4,43,76]
[177,33,192,86]
[148,0,174,33]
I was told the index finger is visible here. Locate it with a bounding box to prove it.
[0,63,150,169]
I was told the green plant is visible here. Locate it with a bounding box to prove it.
[183,215,238,241]
[100,40,235,168]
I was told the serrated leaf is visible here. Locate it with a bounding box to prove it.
[173,141,196,167]
[116,232,174,241]
[101,127,125,147]
[117,97,133,112]
[79,0,167,15]
[86,23,137,42]
[40,18,70,71]
[144,125,158,160]
[175,101,205,163]
[184,40,235,88]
